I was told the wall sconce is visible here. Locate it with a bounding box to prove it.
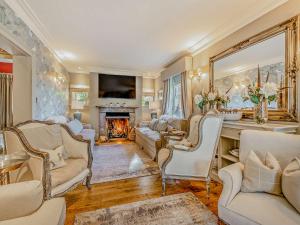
[189,68,207,80]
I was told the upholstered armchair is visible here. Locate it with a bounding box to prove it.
[164,113,203,148]
[218,130,300,225]
[0,180,66,225]
[158,111,223,195]
[3,121,93,199]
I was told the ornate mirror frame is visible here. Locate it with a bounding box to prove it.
[209,17,299,121]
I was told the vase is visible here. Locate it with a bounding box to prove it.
[253,99,268,124]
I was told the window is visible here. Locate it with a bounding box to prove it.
[166,74,183,118]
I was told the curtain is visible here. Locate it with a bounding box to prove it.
[162,79,169,114]
[180,71,191,118]
[0,73,13,130]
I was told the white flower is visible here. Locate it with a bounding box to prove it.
[207,92,217,101]
[262,82,278,98]
[194,94,203,105]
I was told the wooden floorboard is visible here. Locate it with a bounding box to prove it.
[65,174,223,225]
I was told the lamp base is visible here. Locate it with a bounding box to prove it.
[73,111,82,121]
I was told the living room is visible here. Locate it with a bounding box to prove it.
[0,0,300,225]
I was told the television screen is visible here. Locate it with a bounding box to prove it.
[98,74,136,99]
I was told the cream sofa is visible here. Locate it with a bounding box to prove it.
[135,115,187,160]
[0,180,65,225]
[4,121,93,199]
[218,130,300,225]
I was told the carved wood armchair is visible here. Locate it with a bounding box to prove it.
[3,120,93,199]
[158,111,223,196]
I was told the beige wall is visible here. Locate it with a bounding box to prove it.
[192,0,300,117]
[69,73,90,123]
[142,78,155,121]
[12,55,32,124]
[89,73,143,135]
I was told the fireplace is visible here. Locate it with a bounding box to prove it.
[106,112,130,139]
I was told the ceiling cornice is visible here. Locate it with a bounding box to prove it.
[190,0,288,56]
[4,0,63,64]
[4,0,288,75]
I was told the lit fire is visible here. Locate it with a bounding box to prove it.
[107,118,129,139]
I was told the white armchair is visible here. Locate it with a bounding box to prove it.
[3,120,93,199]
[165,113,203,147]
[218,130,300,225]
[158,111,223,195]
[0,180,66,225]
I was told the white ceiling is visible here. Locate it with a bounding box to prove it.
[214,32,285,80]
[6,0,287,77]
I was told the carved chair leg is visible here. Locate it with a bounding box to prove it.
[161,178,166,196]
[205,177,211,199]
[86,174,92,190]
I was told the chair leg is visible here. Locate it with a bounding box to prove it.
[86,174,92,190]
[161,178,166,196]
[205,177,211,198]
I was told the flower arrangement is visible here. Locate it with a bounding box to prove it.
[194,90,230,110]
[242,66,279,123]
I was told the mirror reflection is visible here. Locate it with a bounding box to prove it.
[214,32,285,110]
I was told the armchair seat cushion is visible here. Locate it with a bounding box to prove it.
[51,158,87,187]
[225,192,300,225]
[158,148,170,168]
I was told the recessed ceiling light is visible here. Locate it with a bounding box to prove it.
[55,50,76,60]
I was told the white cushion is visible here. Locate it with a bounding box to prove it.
[282,157,300,213]
[149,118,159,130]
[155,120,168,132]
[40,146,67,170]
[241,151,282,195]
[0,181,43,221]
[227,192,300,225]
[67,119,83,135]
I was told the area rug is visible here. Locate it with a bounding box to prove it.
[74,192,218,225]
[91,142,160,184]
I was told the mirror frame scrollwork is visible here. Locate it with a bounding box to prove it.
[209,16,299,121]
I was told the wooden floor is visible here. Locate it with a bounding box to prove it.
[65,174,223,225]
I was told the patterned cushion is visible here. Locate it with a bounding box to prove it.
[149,119,159,130]
[155,120,168,132]
[40,145,67,170]
[67,119,83,135]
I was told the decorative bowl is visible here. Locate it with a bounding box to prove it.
[221,111,242,121]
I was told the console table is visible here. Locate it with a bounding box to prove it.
[211,120,299,182]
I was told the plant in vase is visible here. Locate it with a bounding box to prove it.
[194,90,230,112]
[242,67,278,124]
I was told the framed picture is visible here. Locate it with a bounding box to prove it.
[71,91,88,108]
[151,112,158,119]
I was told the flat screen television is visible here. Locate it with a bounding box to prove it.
[98,74,136,99]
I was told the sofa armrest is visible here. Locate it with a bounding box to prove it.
[139,121,150,128]
[218,162,244,207]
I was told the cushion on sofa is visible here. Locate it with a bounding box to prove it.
[51,158,87,187]
[21,124,63,150]
[227,192,300,225]
[282,157,300,213]
[0,181,43,221]
[241,151,282,195]
[155,120,168,132]
[40,145,67,170]
[149,118,159,130]
[136,127,160,141]
[67,119,83,135]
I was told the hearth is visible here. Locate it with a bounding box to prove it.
[106,112,130,139]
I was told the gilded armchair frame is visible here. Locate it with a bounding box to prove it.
[160,111,223,196]
[209,16,299,121]
[4,120,93,199]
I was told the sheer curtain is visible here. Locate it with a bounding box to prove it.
[0,73,13,130]
[166,74,183,118]
[180,71,191,118]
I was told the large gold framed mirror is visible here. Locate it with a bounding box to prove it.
[209,17,298,121]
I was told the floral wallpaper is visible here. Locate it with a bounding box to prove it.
[0,0,69,120]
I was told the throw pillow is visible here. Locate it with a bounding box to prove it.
[40,145,67,170]
[282,157,300,213]
[155,120,168,132]
[241,151,282,195]
[149,118,159,130]
[67,119,83,135]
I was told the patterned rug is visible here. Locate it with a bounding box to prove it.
[74,192,218,225]
[91,142,160,184]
